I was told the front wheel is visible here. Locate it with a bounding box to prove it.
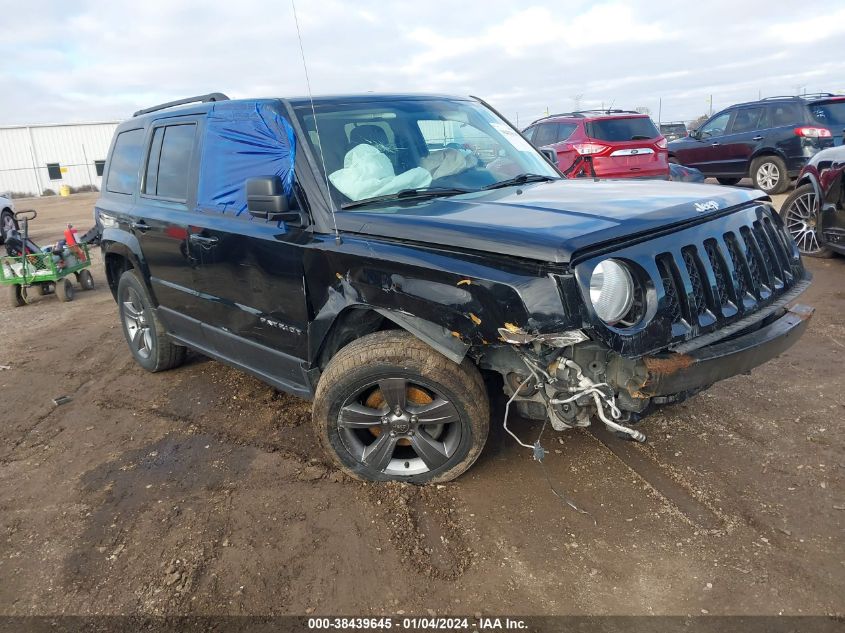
[717,177,741,186]
[77,269,95,290]
[56,278,74,302]
[117,270,186,372]
[8,284,30,307]
[313,330,490,483]
[751,155,790,194]
[780,184,833,258]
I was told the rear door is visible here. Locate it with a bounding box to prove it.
[133,116,208,340]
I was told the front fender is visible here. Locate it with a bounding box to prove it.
[303,234,579,364]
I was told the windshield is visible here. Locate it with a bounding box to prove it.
[810,100,845,127]
[293,98,559,209]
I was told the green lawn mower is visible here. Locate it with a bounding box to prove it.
[0,210,95,307]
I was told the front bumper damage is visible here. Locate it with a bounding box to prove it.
[500,304,814,442]
[634,303,814,398]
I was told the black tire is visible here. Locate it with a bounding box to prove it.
[751,155,790,194]
[78,269,95,290]
[0,208,16,245]
[9,284,29,307]
[717,177,741,186]
[116,270,186,372]
[55,278,74,302]
[780,183,834,258]
[313,330,490,484]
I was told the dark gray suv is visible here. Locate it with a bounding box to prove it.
[669,94,843,194]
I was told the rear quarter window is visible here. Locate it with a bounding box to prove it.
[587,117,659,141]
[106,129,145,195]
[144,124,196,201]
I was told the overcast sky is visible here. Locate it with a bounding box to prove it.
[2,0,844,127]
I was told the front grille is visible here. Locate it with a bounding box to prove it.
[657,211,798,330]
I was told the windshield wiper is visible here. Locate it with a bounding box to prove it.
[341,187,472,210]
[481,173,558,191]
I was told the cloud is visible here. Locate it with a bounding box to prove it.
[0,0,842,126]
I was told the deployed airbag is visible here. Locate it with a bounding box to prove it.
[330,144,431,201]
[197,101,296,216]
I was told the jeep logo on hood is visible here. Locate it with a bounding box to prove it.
[694,200,720,213]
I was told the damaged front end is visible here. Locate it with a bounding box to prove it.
[480,202,814,442]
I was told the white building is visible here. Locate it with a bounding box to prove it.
[0,121,119,197]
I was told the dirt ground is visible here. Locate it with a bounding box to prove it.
[0,190,842,617]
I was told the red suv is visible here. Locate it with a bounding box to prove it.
[523,110,669,179]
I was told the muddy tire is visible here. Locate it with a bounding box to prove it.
[78,269,95,290]
[55,278,74,302]
[751,155,790,194]
[9,284,29,307]
[117,270,186,372]
[313,330,490,484]
[780,183,834,258]
[717,177,741,186]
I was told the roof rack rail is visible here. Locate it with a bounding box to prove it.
[574,109,641,115]
[801,92,839,100]
[760,93,835,101]
[133,93,230,117]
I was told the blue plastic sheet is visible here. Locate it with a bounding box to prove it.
[197,100,296,216]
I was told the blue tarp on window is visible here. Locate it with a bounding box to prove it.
[197,100,296,216]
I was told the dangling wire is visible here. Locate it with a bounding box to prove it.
[290,0,341,244]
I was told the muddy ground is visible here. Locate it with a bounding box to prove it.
[0,191,842,616]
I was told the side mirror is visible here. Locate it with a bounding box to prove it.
[539,148,557,165]
[246,177,304,225]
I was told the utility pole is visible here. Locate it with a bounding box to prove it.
[658,98,662,126]
[708,94,713,116]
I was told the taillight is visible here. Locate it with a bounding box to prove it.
[572,143,608,155]
[794,127,832,138]
[655,137,668,149]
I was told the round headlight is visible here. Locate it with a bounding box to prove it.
[589,259,635,325]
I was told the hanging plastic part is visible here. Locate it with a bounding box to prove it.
[502,373,595,523]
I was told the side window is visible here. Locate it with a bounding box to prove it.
[699,112,732,138]
[555,123,577,142]
[106,128,145,195]
[533,123,559,146]
[730,107,765,134]
[768,103,800,127]
[522,126,536,143]
[143,123,196,201]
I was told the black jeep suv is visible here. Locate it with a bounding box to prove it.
[669,94,843,194]
[97,93,813,483]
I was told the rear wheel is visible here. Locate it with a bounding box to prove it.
[717,177,741,186]
[77,269,95,290]
[780,183,833,258]
[117,270,186,372]
[55,278,74,302]
[313,330,490,483]
[751,155,790,194]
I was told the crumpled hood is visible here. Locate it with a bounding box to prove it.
[336,178,768,263]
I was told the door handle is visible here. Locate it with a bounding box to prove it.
[188,234,219,246]
[752,136,764,141]
[711,142,720,147]
[130,221,151,232]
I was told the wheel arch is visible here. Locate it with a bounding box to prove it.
[313,305,470,372]
[748,148,788,171]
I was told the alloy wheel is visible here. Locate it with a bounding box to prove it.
[122,287,153,359]
[784,191,823,254]
[756,162,780,191]
[337,378,463,477]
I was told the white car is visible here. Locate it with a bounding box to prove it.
[0,193,17,245]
